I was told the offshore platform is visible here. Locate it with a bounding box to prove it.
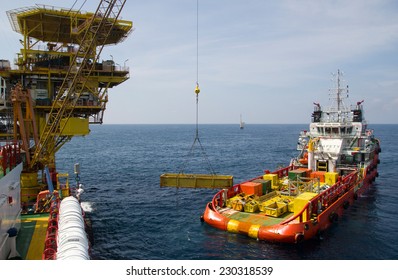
[0,2,132,205]
[0,1,132,259]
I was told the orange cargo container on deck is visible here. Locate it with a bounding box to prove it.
[240,182,263,196]
[310,171,326,182]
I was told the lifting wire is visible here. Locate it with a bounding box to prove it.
[160,1,233,189]
[179,0,216,176]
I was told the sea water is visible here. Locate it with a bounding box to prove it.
[56,124,398,260]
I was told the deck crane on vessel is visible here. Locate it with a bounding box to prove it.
[3,0,132,204]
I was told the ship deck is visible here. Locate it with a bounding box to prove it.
[219,207,294,226]
[17,213,49,260]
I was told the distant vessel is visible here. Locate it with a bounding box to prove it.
[240,114,245,129]
[0,1,132,259]
[202,70,381,243]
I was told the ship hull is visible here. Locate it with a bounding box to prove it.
[203,164,378,244]
[203,70,380,244]
[0,163,23,260]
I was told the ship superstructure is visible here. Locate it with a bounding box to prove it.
[297,70,375,176]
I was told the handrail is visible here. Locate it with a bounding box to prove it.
[212,190,224,208]
[270,165,296,178]
[0,143,22,176]
[42,199,60,260]
[281,171,359,224]
[211,166,296,212]
[210,168,359,224]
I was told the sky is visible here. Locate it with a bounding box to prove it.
[0,0,397,124]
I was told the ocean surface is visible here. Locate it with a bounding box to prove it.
[56,124,398,260]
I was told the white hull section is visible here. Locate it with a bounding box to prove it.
[0,163,23,260]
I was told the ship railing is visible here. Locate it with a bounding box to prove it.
[0,142,22,176]
[212,180,250,209]
[42,198,60,260]
[211,169,359,223]
[210,166,297,210]
[267,165,296,178]
[213,184,240,208]
[21,198,36,214]
[281,171,358,224]
[212,190,224,209]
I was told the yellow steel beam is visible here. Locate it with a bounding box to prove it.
[160,173,234,189]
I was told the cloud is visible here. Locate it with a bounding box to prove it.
[1,0,397,124]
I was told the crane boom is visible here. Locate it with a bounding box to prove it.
[11,83,39,165]
[30,0,127,169]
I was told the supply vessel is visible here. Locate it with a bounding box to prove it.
[203,70,381,243]
[0,1,132,259]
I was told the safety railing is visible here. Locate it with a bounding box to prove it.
[281,171,359,224]
[42,199,60,260]
[211,166,297,211]
[210,165,358,223]
[0,143,22,176]
[267,165,296,178]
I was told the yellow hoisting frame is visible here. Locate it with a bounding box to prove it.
[160,173,233,189]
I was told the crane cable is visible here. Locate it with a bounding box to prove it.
[195,0,200,138]
[179,0,215,175]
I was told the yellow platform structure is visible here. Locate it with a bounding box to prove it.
[3,4,133,169]
[7,5,132,47]
[160,173,233,189]
[59,117,90,136]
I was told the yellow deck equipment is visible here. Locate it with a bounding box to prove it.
[160,173,233,189]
